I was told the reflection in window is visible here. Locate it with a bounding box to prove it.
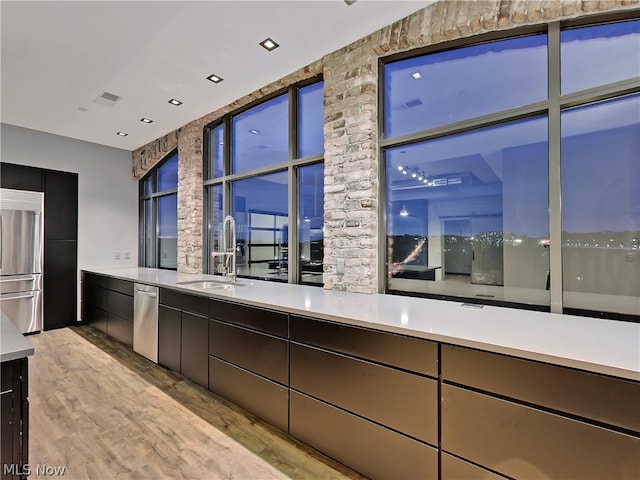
[157,152,178,191]
[561,20,640,95]
[231,171,289,281]
[561,95,640,315]
[384,34,547,138]
[386,116,549,306]
[207,124,224,179]
[299,163,324,285]
[232,94,289,173]
[157,194,178,269]
[298,82,325,158]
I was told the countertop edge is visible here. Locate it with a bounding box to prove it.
[82,268,640,382]
[1,316,35,363]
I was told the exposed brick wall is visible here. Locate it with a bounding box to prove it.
[132,0,638,289]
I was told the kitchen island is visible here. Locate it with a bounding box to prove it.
[1,316,33,479]
[81,267,640,480]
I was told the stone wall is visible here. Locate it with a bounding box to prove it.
[132,0,638,285]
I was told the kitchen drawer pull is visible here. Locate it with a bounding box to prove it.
[0,292,36,300]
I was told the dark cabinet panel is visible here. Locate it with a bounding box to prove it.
[442,344,640,433]
[441,453,508,480]
[441,384,640,480]
[209,356,288,432]
[0,162,43,192]
[209,299,288,337]
[290,390,438,480]
[83,284,108,312]
[107,314,133,348]
[0,358,28,480]
[84,305,108,333]
[107,278,134,296]
[291,315,437,376]
[158,305,181,372]
[43,169,78,241]
[43,240,77,330]
[209,320,288,385]
[159,288,209,316]
[107,291,133,323]
[290,343,437,445]
[83,272,108,288]
[181,312,208,388]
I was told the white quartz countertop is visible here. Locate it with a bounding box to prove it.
[85,267,640,382]
[1,314,34,362]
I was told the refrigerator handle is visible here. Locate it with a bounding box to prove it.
[0,291,36,301]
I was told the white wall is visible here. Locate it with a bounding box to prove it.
[1,123,138,319]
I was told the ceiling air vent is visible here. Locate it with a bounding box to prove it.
[94,91,121,107]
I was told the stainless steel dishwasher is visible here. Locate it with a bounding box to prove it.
[133,283,159,363]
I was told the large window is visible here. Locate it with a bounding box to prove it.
[204,80,324,284]
[139,151,178,269]
[382,18,639,318]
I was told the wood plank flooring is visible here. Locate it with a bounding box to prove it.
[27,326,366,480]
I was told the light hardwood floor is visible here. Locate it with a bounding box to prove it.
[27,326,366,480]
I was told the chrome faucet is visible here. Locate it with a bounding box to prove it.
[213,215,236,284]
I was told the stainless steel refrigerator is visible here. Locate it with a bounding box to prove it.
[0,188,44,333]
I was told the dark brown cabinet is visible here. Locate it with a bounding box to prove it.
[79,273,640,480]
[158,289,209,388]
[0,358,29,480]
[441,344,640,480]
[81,272,133,347]
[158,305,181,372]
[208,299,289,431]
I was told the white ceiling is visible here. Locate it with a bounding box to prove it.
[1,0,433,152]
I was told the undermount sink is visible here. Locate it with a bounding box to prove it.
[176,279,245,289]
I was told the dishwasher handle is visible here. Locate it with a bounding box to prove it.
[135,288,157,297]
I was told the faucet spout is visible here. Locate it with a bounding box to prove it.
[221,215,236,283]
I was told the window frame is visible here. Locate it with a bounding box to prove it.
[139,149,179,270]
[378,14,640,320]
[203,77,325,285]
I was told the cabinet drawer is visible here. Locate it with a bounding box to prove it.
[107,291,133,322]
[107,277,134,296]
[208,356,288,432]
[290,343,437,445]
[181,312,208,389]
[290,391,438,480]
[84,304,107,333]
[160,288,208,316]
[209,299,288,337]
[441,453,508,480]
[209,320,288,385]
[158,305,181,372]
[107,314,132,347]
[442,344,640,433]
[84,284,108,311]
[441,385,640,480]
[83,272,108,288]
[290,315,437,376]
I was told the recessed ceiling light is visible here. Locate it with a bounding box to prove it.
[412,72,422,79]
[140,118,153,124]
[249,129,260,134]
[206,74,224,84]
[116,131,128,136]
[168,99,183,106]
[259,37,279,52]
